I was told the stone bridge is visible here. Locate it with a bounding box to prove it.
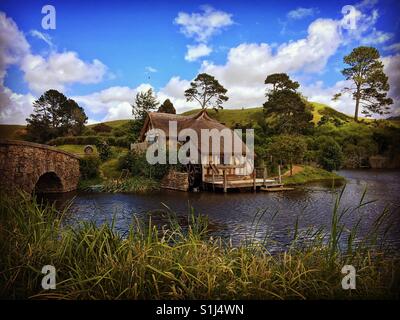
[0,139,80,194]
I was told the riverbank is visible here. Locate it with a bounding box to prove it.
[0,192,398,299]
[282,165,344,185]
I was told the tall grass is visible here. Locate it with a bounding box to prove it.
[0,190,398,300]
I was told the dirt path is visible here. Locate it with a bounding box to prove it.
[270,165,304,179]
[282,165,304,177]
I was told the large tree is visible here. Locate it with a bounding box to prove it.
[263,73,313,134]
[26,89,87,143]
[158,99,176,114]
[268,134,307,176]
[333,46,392,121]
[131,88,159,124]
[184,73,228,111]
[265,73,299,93]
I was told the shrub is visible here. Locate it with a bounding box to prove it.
[118,151,184,180]
[316,136,344,171]
[96,141,112,161]
[79,156,101,179]
[92,123,112,133]
[48,136,101,146]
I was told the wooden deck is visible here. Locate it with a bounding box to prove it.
[203,165,288,192]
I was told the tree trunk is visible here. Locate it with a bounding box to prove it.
[354,86,360,122]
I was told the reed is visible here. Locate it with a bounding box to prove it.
[0,190,398,300]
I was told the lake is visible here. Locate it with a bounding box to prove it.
[50,169,400,251]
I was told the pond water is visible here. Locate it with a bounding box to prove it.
[50,169,400,251]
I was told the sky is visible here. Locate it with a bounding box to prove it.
[0,0,399,124]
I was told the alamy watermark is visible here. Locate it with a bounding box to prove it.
[144,122,254,167]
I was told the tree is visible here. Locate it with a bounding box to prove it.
[263,73,313,134]
[132,88,159,124]
[26,89,87,143]
[265,73,299,93]
[96,140,112,161]
[333,46,393,121]
[158,99,176,114]
[268,135,307,176]
[316,136,343,171]
[184,73,228,111]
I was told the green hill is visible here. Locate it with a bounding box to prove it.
[182,102,353,127]
[87,119,131,128]
[0,125,26,140]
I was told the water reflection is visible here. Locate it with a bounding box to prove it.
[45,169,400,251]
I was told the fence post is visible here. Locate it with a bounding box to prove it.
[263,167,266,186]
[278,165,282,184]
[212,167,215,192]
[223,169,227,193]
[253,169,256,192]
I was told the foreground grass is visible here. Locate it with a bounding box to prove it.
[0,191,398,300]
[283,166,344,185]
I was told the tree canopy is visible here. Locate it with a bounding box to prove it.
[263,73,313,135]
[265,73,300,94]
[184,73,228,111]
[132,88,159,124]
[333,46,392,121]
[158,99,176,114]
[26,89,87,143]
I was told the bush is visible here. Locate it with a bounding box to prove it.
[96,141,112,161]
[118,151,184,180]
[316,136,343,171]
[48,136,101,146]
[79,156,101,179]
[92,123,112,133]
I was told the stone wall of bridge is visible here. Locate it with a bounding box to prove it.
[0,139,80,194]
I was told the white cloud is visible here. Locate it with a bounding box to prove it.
[185,44,212,62]
[73,83,153,121]
[382,54,400,116]
[287,7,318,20]
[384,43,400,52]
[0,87,35,124]
[199,18,341,108]
[361,28,393,45]
[0,12,29,81]
[174,5,233,43]
[29,30,53,47]
[21,52,107,94]
[145,66,157,73]
[0,12,109,124]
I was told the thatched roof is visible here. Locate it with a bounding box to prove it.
[139,110,249,155]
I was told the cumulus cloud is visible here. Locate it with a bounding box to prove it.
[185,44,212,62]
[73,84,153,121]
[0,11,108,124]
[382,54,400,116]
[174,5,233,43]
[199,18,341,108]
[0,87,35,124]
[287,7,318,20]
[21,52,107,94]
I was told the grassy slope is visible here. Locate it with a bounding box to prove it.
[282,166,344,185]
[87,119,130,128]
[182,102,354,127]
[0,124,26,140]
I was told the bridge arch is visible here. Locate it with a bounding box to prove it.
[34,171,64,194]
[0,139,80,194]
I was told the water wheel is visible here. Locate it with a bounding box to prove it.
[186,163,202,190]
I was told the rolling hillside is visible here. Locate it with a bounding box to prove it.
[1,102,396,141]
[182,102,353,127]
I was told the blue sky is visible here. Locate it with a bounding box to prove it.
[0,0,399,124]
